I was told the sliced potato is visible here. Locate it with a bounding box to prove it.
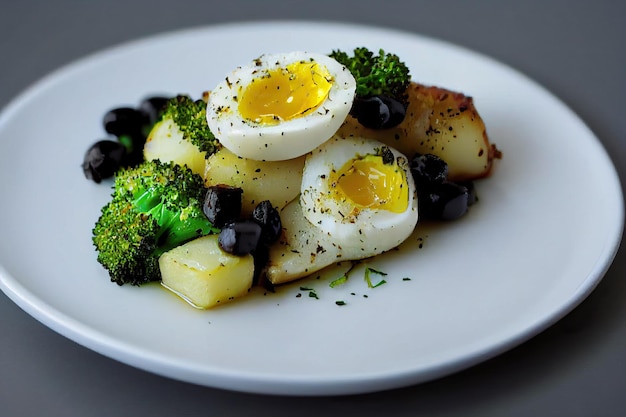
[159,234,254,309]
[265,199,343,285]
[265,197,416,285]
[335,82,500,181]
[144,118,209,177]
[204,147,305,215]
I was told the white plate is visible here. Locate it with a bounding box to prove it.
[0,21,622,396]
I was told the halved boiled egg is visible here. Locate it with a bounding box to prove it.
[206,52,356,161]
[265,136,418,284]
[301,135,418,249]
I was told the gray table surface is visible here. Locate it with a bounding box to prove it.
[1,1,625,416]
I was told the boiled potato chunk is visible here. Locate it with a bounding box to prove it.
[336,82,500,181]
[204,147,305,215]
[159,235,254,309]
[144,118,209,177]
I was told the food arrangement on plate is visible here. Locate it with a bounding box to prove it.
[82,47,501,309]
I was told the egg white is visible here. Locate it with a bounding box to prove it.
[206,51,356,161]
[300,135,419,254]
[265,135,419,284]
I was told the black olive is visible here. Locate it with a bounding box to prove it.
[203,185,243,228]
[439,183,470,220]
[252,200,282,245]
[139,96,171,125]
[351,96,390,129]
[379,95,406,128]
[103,107,149,137]
[459,181,478,206]
[218,220,262,256]
[82,140,127,183]
[410,153,449,187]
[350,95,406,129]
[419,182,469,221]
[117,133,147,167]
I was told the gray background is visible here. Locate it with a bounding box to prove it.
[1,1,625,416]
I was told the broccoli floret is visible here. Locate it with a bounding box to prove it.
[329,47,411,105]
[92,159,219,286]
[160,95,217,155]
[92,198,161,285]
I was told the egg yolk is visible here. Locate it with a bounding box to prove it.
[238,60,333,125]
[334,155,409,213]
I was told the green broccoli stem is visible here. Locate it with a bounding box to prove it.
[147,203,216,256]
[132,188,217,256]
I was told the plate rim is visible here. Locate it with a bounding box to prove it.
[0,20,623,396]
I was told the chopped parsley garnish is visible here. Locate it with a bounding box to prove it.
[329,275,348,288]
[299,286,319,299]
[364,267,388,288]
